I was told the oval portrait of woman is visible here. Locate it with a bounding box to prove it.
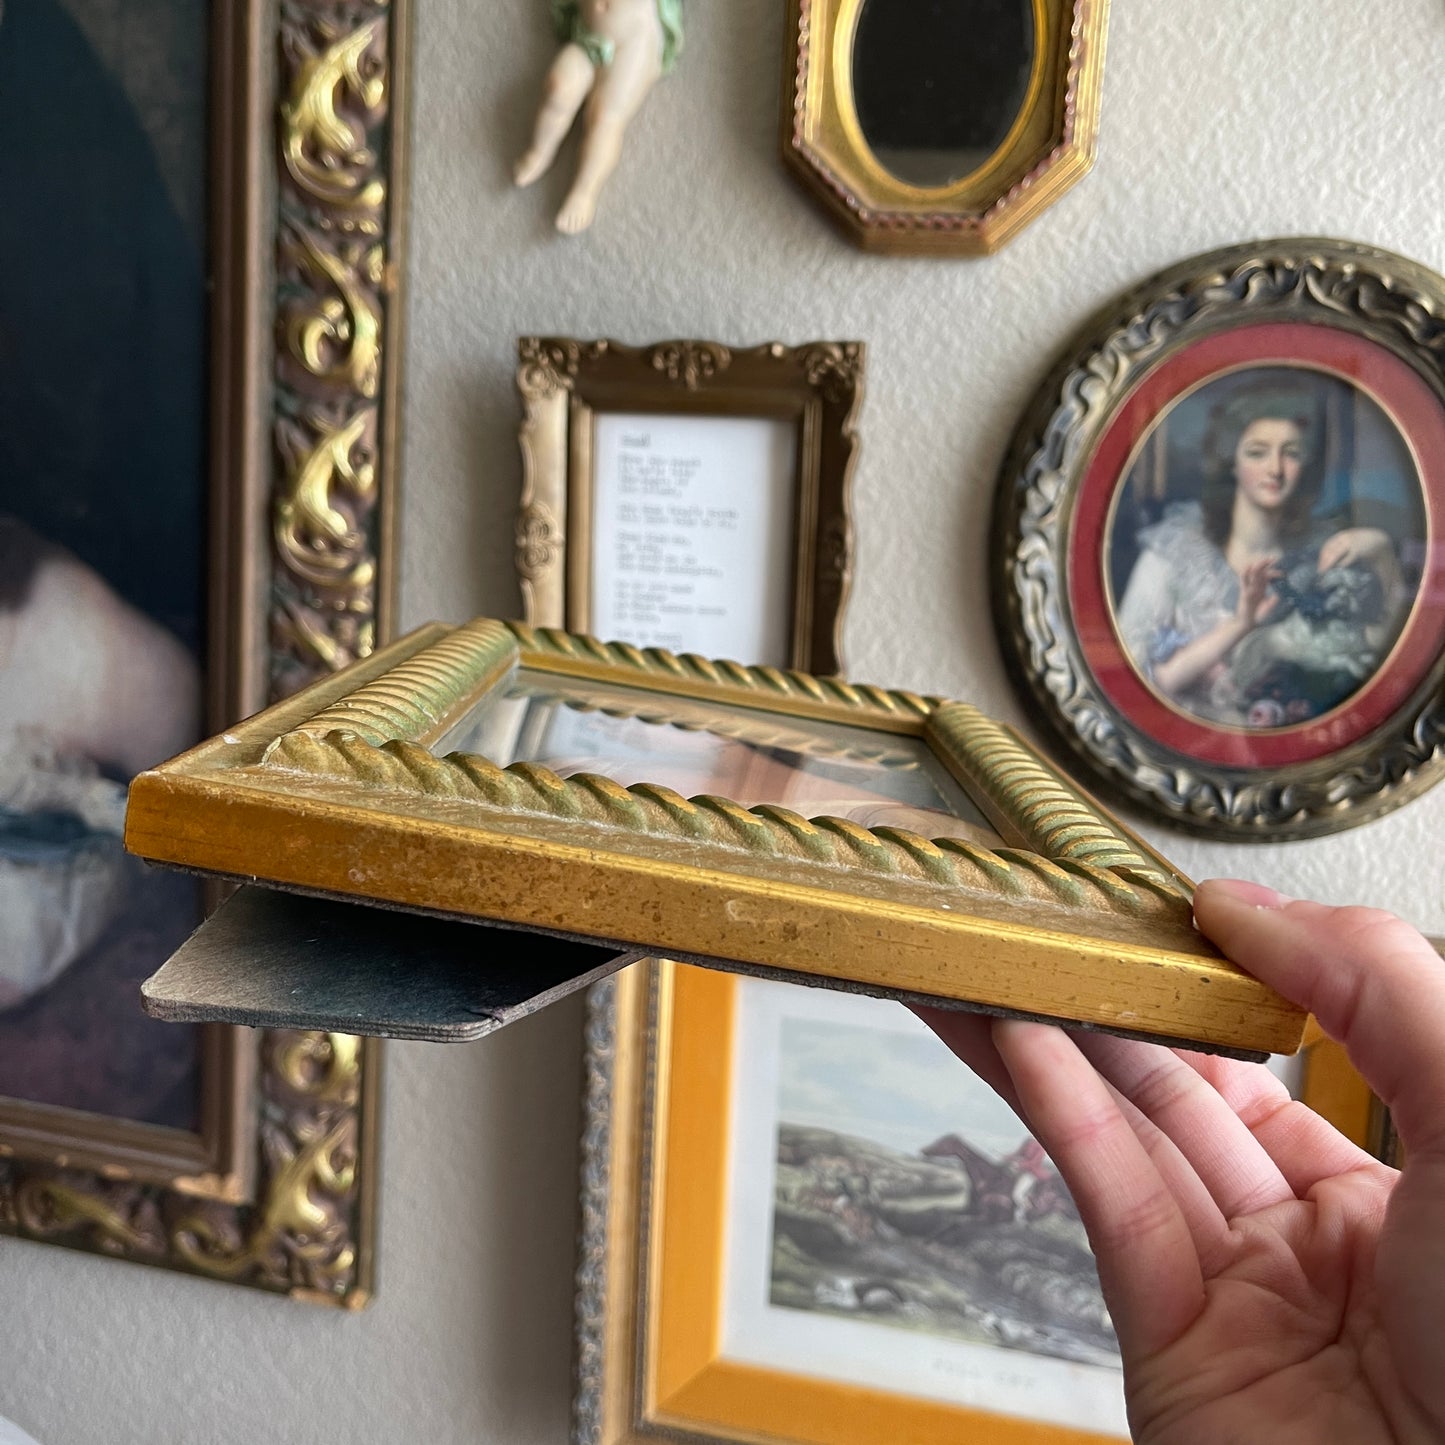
[1106,367,1427,732]
[993,239,1445,838]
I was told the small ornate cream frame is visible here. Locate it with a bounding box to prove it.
[516,337,863,675]
[125,618,1306,1059]
[781,0,1109,255]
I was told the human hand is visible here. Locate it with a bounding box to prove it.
[916,881,1445,1444]
[1318,526,1393,573]
[1233,555,1282,631]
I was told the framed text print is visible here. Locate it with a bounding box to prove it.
[515,337,863,676]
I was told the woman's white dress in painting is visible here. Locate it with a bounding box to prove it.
[1114,502,1404,728]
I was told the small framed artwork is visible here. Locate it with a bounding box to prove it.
[515,337,864,674]
[0,0,406,1300]
[994,238,1445,839]
[576,962,1131,1445]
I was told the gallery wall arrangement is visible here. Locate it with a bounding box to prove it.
[6,4,1443,1444]
[0,0,408,1303]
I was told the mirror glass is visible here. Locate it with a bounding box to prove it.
[431,669,1004,846]
[852,0,1036,189]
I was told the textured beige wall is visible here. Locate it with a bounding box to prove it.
[2,2,1444,1441]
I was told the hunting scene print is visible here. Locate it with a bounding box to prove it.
[764,1013,1120,1371]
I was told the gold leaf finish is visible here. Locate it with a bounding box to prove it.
[124,619,1308,1057]
[275,409,378,587]
[13,1179,164,1255]
[261,727,1179,923]
[507,622,934,726]
[782,0,1110,255]
[928,703,1184,889]
[282,226,384,396]
[273,0,403,698]
[168,1032,364,1299]
[280,17,388,223]
[273,617,520,747]
[0,0,401,1303]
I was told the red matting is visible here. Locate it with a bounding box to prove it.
[1068,322,1445,768]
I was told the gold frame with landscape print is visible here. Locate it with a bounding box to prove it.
[0,0,407,1304]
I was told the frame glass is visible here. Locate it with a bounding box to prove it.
[0,0,406,1302]
[515,337,863,675]
[994,238,1445,840]
[781,0,1109,255]
[124,617,1306,1059]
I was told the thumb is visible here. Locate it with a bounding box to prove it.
[1193,878,1445,1157]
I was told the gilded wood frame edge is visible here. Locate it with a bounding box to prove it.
[990,236,1445,841]
[515,336,863,675]
[123,616,1309,1057]
[0,0,408,1305]
[780,0,1110,255]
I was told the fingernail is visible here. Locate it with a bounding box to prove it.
[1197,877,1291,910]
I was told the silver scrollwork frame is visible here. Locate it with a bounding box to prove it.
[992,237,1445,840]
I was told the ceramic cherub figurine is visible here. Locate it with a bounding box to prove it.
[514,0,684,234]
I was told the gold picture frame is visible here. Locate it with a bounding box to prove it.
[576,960,1140,1445]
[124,618,1306,1059]
[781,0,1109,255]
[516,337,863,676]
[992,238,1445,840]
[0,0,406,1303]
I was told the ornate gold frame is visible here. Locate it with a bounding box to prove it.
[992,238,1445,840]
[516,337,863,676]
[0,0,407,1303]
[125,618,1306,1058]
[578,960,1135,1445]
[781,0,1109,255]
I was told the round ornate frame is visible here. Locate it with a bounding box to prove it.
[992,238,1445,840]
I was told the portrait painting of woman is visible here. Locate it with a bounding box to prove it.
[997,242,1445,836]
[0,0,209,1128]
[1107,369,1426,731]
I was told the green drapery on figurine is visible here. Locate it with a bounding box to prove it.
[551,0,684,74]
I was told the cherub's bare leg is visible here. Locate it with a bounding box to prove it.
[514,43,595,189]
[555,38,660,235]
[555,111,627,233]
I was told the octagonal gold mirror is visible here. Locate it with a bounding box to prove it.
[782,0,1109,255]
